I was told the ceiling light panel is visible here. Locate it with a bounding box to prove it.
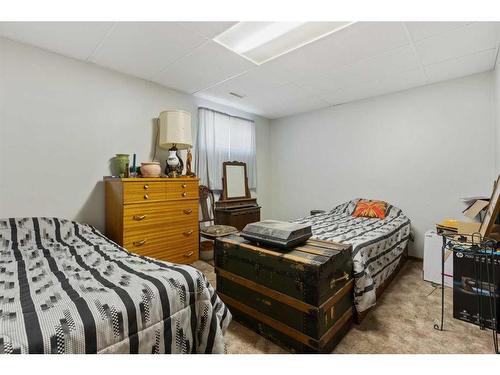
[214,21,354,64]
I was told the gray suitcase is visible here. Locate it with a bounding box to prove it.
[240,220,312,248]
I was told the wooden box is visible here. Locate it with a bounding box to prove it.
[214,205,261,231]
[214,235,353,353]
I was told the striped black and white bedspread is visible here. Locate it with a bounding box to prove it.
[0,217,231,354]
[294,199,411,312]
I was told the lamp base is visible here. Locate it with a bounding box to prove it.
[165,146,184,177]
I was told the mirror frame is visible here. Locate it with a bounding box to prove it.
[221,161,251,201]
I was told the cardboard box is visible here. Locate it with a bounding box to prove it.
[456,221,500,240]
[463,199,489,219]
[453,250,500,330]
[456,221,481,235]
[436,220,481,234]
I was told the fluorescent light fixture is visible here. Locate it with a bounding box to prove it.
[214,22,354,65]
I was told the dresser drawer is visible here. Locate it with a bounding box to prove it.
[140,242,198,264]
[123,200,198,231]
[166,180,199,200]
[123,182,166,204]
[123,222,199,255]
[124,238,198,264]
[126,238,198,260]
[154,250,198,264]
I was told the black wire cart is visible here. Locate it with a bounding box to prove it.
[434,232,499,354]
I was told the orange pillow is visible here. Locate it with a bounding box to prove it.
[352,200,387,219]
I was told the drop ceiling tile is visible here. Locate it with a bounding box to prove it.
[337,22,411,64]
[0,22,114,60]
[90,22,207,79]
[194,58,296,100]
[273,22,410,79]
[226,60,297,94]
[193,80,243,101]
[319,68,426,105]
[179,22,237,38]
[152,40,256,94]
[424,49,496,83]
[415,22,500,66]
[273,96,330,118]
[250,82,317,106]
[297,45,419,95]
[349,45,420,83]
[375,68,427,94]
[194,78,270,107]
[405,22,472,41]
[321,82,381,105]
[205,82,328,118]
[195,90,261,114]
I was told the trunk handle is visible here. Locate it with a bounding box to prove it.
[329,272,350,289]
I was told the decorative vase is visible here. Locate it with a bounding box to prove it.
[140,162,161,178]
[115,154,130,177]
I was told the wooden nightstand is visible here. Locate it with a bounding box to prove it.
[104,177,199,264]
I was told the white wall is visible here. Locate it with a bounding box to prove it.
[0,37,272,231]
[270,72,497,257]
[495,59,500,172]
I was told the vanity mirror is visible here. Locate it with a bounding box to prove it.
[216,161,260,231]
[221,161,251,200]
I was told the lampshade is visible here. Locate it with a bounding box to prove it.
[158,110,192,150]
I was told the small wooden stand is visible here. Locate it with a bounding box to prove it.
[214,161,261,231]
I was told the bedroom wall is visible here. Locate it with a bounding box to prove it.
[269,72,496,258]
[0,37,272,231]
[495,59,500,173]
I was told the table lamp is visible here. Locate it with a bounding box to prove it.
[158,110,192,177]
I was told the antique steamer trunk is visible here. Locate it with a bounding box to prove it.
[214,234,353,353]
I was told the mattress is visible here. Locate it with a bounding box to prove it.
[294,199,411,312]
[0,217,231,354]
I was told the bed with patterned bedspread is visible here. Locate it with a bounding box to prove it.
[294,199,411,313]
[0,217,231,354]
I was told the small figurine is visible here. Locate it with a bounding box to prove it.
[186,148,195,177]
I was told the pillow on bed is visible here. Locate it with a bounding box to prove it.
[352,199,387,219]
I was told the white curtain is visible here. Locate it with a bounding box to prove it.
[196,107,256,191]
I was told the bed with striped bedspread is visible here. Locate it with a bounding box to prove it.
[0,217,231,354]
[294,199,411,313]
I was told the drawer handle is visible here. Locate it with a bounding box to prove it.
[133,215,147,221]
[133,239,146,247]
[329,272,350,289]
[184,251,194,258]
[181,192,187,197]
[181,183,187,188]
[144,194,149,200]
[144,184,149,190]
[183,209,193,215]
[183,229,194,236]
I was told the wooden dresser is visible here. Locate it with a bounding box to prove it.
[104,177,199,264]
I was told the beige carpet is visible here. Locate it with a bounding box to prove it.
[193,259,496,354]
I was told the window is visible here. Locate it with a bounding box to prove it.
[195,107,256,191]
